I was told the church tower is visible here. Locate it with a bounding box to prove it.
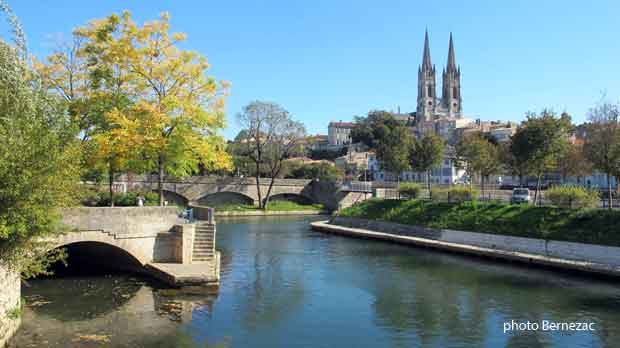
[416,30,436,123]
[441,33,462,118]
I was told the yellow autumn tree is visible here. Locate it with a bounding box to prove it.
[77,11,232,205]
[34,25,135,204]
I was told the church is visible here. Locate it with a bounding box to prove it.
[416,30,462,123]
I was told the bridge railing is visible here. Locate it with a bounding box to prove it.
[341,181,373,193]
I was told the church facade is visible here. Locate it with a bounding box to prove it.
[416,31,463,124]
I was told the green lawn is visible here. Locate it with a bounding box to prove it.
[214,200,325,212]
[339,199,620,247]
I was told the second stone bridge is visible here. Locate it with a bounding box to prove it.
[115,175,341,209]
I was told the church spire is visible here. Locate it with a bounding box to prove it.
[446,32,456,72]
[422,30,432,71]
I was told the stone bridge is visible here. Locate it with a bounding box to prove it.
[115,175,337,208]
[57,207,219,286]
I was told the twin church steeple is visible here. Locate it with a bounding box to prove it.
[416,31,462,123]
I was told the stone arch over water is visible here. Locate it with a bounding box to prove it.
[156,190,190,206]
[265,193,314,205]
[53,232,151,266]
[196,191,255,206]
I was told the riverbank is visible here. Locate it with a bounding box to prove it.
[339,199,620,246]
[311,217,620,278]
[192,200,328,217]
[214,210,327,217]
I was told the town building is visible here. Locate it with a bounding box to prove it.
[328,121,355,147]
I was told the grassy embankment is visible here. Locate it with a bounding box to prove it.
[339,199,620,247]
[214,200,325,212]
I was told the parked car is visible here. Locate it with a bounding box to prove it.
[511,188,531,204]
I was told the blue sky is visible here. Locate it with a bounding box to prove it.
[4,0,620,139]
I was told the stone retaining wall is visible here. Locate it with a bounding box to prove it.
[331,216,620,267]
[62,207,183,237]
[0,264,20,347]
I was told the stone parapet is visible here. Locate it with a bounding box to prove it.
[0,264,20,348]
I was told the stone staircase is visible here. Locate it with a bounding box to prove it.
[192,222,216,263]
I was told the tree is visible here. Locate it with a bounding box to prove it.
[34,19,138,204]
[236,101,306,209]
[351,111,412,182]
[375,121,412,182]
[583,101,620,209]
[557,143,592,184]
[409,134,445,198]
[287,162,343,182]
[351,110,403,149]
[72,11,232,205]
[0,36,80,277]
[510,110,571,204]
[500,142,528,187]
[455,133,501,199]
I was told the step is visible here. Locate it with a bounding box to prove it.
[193,245,213,249]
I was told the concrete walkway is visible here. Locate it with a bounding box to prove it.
[310,220,620,278]
[147,252,220,287]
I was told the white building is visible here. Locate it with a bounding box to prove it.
[370,148,466,184]
[328,121,355,147]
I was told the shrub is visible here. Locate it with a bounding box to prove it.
[399,183,422,199]
[546,186,599,209]
[81,190,160,207]
[430,186,479,203]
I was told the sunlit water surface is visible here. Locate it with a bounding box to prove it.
[10,216,620,348]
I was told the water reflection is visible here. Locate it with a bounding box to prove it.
[12,276,217,347]
[11,216,620,348]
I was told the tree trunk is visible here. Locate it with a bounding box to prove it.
[481,172,485,201]
[263,177,277,210]
[427,171,431,200]
[534,173,542,206]
[396,173,400,200]
[158,154,165,206]
[607,173,613,210]
[255,161,263,209]
[108,168,115,207]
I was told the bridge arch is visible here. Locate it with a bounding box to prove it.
[196,191,255,206]
[156,190,189,206]
[53,231,151,266]
[264,193,315,205]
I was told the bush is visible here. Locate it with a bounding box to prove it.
[399,183,422,199]
[546,186,600,209]
[81,190,160,207]
[430,186,479,203]
[287,162,343,182]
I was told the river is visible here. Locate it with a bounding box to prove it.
[9,216,620,347]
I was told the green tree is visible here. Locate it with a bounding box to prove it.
[287,162,343,182]
[557,143,592,184]
[375,122,412,182]
[352,111,412,182]
[583,101,620,209]
[409,134,445,198]
[351,110,402,149]
[510,110,571,204]
[0,36,80,277]
[455,133,501,199]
